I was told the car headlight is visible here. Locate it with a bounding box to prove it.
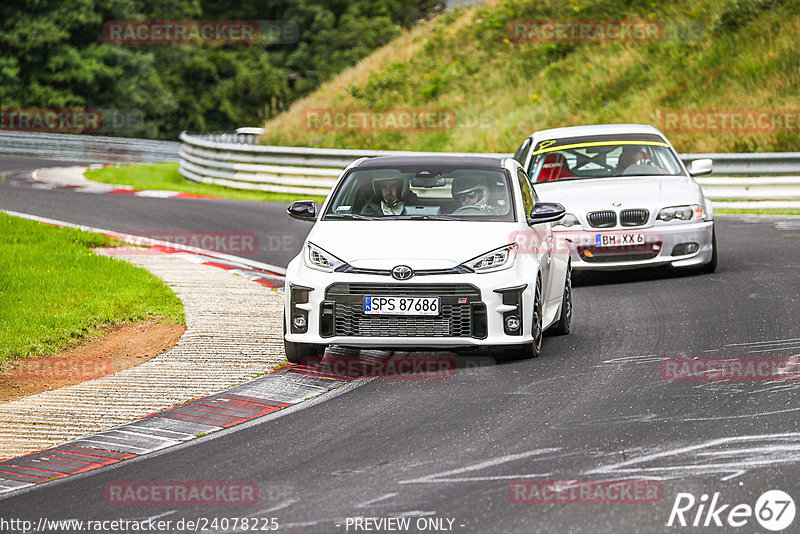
[303,242,347,272]
[552,213,581,229]
[462,244,518,273]
[657,204,705,222]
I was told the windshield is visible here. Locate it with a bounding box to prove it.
[528,137,686,183]
[323,165,516,222]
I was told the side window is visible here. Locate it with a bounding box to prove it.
[513,138,532,165]
[517,168,535,216]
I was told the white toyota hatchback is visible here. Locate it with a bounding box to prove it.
[283,155,571,362]
[514,124,717,273]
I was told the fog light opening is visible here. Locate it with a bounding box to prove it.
[505,316,521,332]
[293,314,307,330]
[672,242,700,256]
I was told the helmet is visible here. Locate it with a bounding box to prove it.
[372,171,409,207]
[451,176,489,208]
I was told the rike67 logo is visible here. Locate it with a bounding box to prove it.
[667,490,795,531]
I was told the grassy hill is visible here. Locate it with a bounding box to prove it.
[260,0,799,154]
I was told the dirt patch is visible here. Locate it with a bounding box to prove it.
[0,321,185,404]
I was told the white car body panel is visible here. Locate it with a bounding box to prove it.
[518,124,716,271]
[283,157,569,350]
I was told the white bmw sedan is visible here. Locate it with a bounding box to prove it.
[514,124,717,273]
[283,156,571,362]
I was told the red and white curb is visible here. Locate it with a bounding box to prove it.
[0,210,366,497]
[0,365,357,495]
[6,168,222,200]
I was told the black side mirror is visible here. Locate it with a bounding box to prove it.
[287,200,317,222]
[527,202,566,225]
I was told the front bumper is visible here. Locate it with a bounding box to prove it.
[553,220,714,271]
[284,261,542,348]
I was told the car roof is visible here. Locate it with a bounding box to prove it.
[355,155,505,169]
[527,123,666,141]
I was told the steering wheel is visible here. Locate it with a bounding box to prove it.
[452,205,484,215]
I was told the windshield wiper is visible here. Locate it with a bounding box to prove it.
[326,213,373,220]
[395,215,459,220]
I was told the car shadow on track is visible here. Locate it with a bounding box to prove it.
[573,265,711,287]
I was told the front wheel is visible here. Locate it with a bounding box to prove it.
[697,225,718,274]
[547,261,572,336]
[283,322,325,364]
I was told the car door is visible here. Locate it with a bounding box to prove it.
[517,168,552,302]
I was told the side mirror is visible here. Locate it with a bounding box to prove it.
[687,158,713,176]
[528,202,566,225]
[287,200,317,222]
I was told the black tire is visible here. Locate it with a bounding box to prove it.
[503,276,543,360]
[283,321,324,364]
[547,261,572,336]
[698,225,718,274]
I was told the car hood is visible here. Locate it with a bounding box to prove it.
[533,175,704,217]
[306,221,519,269]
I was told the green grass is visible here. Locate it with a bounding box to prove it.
[262,0,800,154]
[0,213,185,369]
[84,163,327,204]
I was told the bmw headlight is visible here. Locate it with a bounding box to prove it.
[552,213,581,229]
[303,242,347,272]
[462,244,518,273]
[657,204,705,222]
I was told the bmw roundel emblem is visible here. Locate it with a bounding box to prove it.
[612,201,623,207]
[391,265,413,280]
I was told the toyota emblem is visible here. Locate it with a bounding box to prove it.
[391,265,413,280]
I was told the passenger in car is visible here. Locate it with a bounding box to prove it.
[451,176,497,214]
[360,173,418,216]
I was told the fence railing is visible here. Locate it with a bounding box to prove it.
[178,132,800,200]
[0,131,179,164]
[2,131,799,201]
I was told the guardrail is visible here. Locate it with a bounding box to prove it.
[177,132,503,195]
[0,131,179,164]
[2,131,799,202]
[178,132,800,200]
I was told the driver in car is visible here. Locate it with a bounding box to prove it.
[451,176,494,213]
[361,172,417,216]
[615,145,666,174]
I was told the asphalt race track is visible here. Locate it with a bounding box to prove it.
[2,156,800,532]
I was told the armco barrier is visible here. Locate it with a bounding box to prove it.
[1,130,799,201]
[178,132,800,200]
[0,131,178,164]
[176,131,500,195]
